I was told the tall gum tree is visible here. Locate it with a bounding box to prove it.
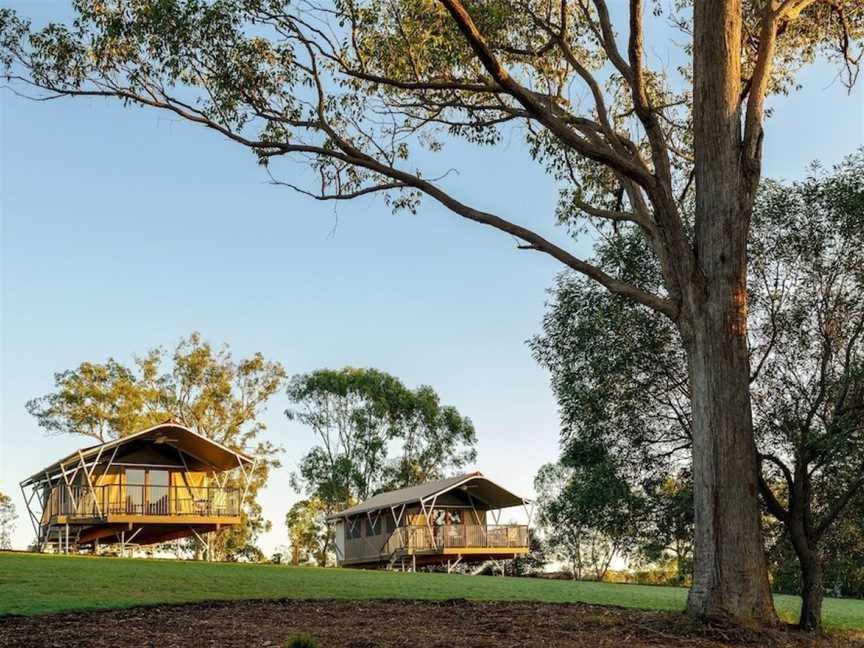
[530,154,864,630]
[1,0,861,626]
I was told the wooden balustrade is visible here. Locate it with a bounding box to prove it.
[44,484,241,520]
[346,524,529,562]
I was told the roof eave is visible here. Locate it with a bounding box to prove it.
[20,422,255,487]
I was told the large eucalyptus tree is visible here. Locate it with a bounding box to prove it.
[532,155,864,629]
[1,0,860,624]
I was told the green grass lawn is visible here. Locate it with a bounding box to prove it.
[1,552,862,631]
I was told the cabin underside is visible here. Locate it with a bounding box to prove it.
[342,546,530,569]
[47,519,241,549]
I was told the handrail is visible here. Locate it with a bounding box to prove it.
[44,484,242,520]
[377,524,528,555]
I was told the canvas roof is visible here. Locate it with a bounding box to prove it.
[21,421,254,486]
[328,472,527,520]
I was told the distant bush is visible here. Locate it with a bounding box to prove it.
[286,632,317,648]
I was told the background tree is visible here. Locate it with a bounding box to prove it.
[638,473,694,585]
[534,449,645,581]
[0,491,16,550]
[287,367,476,511]
[286,498,332,566]
[534,463,583,579]
[531,154,864,629]
[503,530,548,577]
[2,0,862,623]
[814,496,864,599]
[749,156,864,628]
[26,332,287,560]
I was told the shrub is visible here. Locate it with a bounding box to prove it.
[286,633,317,648]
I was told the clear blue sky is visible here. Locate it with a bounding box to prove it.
[1,2,862,554]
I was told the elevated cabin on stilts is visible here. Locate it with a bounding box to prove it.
[19,421,255,557]
[328,472,531,570]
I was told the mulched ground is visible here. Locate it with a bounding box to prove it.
[1,599,860,648]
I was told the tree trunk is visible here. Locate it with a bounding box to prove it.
[798,550,823,631]
[788,495,824,631]
[683,314,776,625]
[685,0,777,626]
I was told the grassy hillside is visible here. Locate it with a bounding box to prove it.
[1,552,862,630]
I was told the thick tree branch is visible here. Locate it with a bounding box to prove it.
[815,470,864,540]
[742,0,821,187]
[437,0,653,187]
[758,473,789,523]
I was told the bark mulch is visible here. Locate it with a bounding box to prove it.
[0,599,860,648]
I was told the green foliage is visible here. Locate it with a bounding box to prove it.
[820,496,864,599]
[2,552,864,629]
[286,633,318,648]
[502,529,548,577]
[638,474,693,585]
[286,498,332,567]
[0,491,16,550]
[0,0,859,229]
[286,367,476,508]
[534,457,645,582]
[532,153,864,612]
[25,332,287,560]
[2,0,863,622]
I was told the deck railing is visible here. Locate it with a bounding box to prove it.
[371,524,528,557]
[44,484,241,520]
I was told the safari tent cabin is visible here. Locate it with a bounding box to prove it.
[19,421,255,553]
[328,472,530,569]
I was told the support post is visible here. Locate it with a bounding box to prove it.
[79,449,103,518]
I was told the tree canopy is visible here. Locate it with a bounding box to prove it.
[531,153,864,628]
[285,497,332,566]
[286,367,476,509]
[26,332,287,560]
[0,491,16,551]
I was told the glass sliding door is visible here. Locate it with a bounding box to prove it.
[147,470,170,515]
[123,468,171,515]
[126,468,145,514]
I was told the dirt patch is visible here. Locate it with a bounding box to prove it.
[0,599,859,648]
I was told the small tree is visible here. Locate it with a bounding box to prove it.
[286,498,332,567]
[504,530,548,577]
[639,473,694,585]
[26,332,287,559]
[535,449,644,582]
[0,491,16,550]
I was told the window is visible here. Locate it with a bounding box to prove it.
[384,515,396,534]
[431,509,463,526]
[346,517,362,540]
[365,515,382,536]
